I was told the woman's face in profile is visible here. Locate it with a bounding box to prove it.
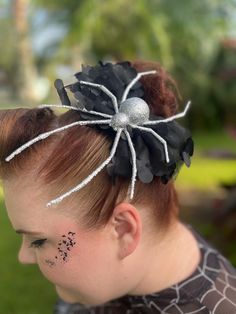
[2,175,120,306]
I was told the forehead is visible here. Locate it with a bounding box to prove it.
[2,175,77,232]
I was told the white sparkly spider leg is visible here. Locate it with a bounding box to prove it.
[123,129,137,200]
[38,104,112,119]
[47,128,123,207]
[79,81,119,113]
[5,119,111,162]
[122,70,157,101]
[130,124,170,163]
[77,108,112,119]
[39,104,82,111]
[143,101,191,126]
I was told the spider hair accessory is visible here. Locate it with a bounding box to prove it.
[5,61,194,207]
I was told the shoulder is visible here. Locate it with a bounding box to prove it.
[121,226,236,313]
[190,225,236,313]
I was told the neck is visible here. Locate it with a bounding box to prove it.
[128,221,201,295]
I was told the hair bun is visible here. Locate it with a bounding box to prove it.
[36,107,54,120]
[132,60,180,117]
[22,107,54,126]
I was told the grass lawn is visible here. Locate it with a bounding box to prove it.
[176,157,236,189]
[0,197,57,314]
[176,130,236,189]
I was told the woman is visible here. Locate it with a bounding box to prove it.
[1,60,236,313]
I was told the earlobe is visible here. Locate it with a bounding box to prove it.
[112,203,142,259]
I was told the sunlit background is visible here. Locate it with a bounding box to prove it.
[0,0,236,313]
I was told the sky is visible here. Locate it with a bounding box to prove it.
[31,9,67,55]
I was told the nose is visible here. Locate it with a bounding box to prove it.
[18,242,36,265]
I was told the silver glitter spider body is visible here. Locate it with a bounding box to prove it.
[5,70,191,207]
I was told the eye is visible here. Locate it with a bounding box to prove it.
[29,239,47,249]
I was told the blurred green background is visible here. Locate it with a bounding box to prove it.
[0,0,236,313]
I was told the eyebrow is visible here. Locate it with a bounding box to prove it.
[15,229,44,236]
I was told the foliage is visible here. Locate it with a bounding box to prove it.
[31,0,236,129]
[0,3,17,88]
[1,0,236,122]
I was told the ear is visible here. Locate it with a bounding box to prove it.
[111,202,142,259]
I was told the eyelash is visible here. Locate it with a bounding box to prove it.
[29,239,47,249]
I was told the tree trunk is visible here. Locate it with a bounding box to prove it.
[11,0,38,103]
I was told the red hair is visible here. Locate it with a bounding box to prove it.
[0,60,180,231]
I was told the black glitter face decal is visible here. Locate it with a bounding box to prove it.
[45,259,55,268]
[55,231,76,262]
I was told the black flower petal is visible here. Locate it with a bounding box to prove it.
[54,61,194,187]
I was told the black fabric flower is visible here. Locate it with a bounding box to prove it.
[69,61,143,116]
[54,61,194,186]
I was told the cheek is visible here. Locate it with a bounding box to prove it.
[36,229,114,290]
[37,246,79,286]
[37,231,79,283]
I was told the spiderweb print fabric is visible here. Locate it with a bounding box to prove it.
[54,225,236,314]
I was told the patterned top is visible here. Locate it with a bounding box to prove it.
[54,225,236,314]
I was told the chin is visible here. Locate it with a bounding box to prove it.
[55,285,82,304]
[55,285,106,308]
